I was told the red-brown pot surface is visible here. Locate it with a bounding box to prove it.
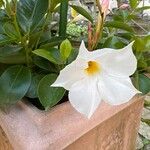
[0,95,144,150]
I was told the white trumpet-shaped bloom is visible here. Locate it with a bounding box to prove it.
[51,41,140,118]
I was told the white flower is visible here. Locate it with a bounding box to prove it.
[51,41,140,118]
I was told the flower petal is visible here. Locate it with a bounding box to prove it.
[98,73,140,105]
[69,77,101,118]
[77,41,90,59]
[51,58,86,90]
[91,42,137,77]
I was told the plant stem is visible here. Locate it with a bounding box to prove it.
[5,0,12,17]
[13,16,22,42]
[59,0,68,38]
[6,0,22,42]
[95,0,103,16]
[22,33,31,68]
[92,14,104,50]
[92,0,104,50]
[25,47,31,67]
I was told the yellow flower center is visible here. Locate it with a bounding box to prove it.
[85,61,101,75]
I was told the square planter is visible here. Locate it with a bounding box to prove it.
[0,95,144,150]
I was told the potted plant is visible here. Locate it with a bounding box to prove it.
[0,0,149,149]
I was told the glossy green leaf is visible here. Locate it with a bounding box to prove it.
[40,36,65,49]
[3,22,19,39]
[60,39,72,60]
[139,74,150,94]
[0,65,31,105]
[0,35,15,46]
[26,74,44,98]
[33,48,63,64]
[33,49,57,64]
[0,23,3,34]
[0,63,9,76]
[105,21,134,33]
[38,74,65,110]
[0,45,22,57]
[0,52,26,64]
[17,0,49,33]
[70,5,93,23]
[0,9,7,22]
[67,48,78,64]
[33,56,58,72]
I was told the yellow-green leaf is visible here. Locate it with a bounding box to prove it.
[60,39,72,60]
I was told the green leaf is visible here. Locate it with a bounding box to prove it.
[133,36,150,52]
[67,48,78,64]
[0,65,31,105]
[33,56,58,72]
[113,10,129,22]
[135,6,150,12]
[40,36,65,49]
[105,21,134,33]
[0,9,7,22]
[3,22,19,40]
[133,37,145,53]
[0,45,22,57]
[38,74,65,110]
[129,0,138,9]
[50,0,61,12]
[0,52,26,64]
[0,35,15,46]
[60,39,72,60]
[138,59,148,70]
[33,56,59,73]
[0,63,9,76]
[33,48,63,64]
[0,0,4,8]
[139,74,150,94]
[117,33,133,41]
[33,49,58,64]
[26,74,44,98]
[17,0,49,33]
[0,23,4,34]
[70,5,93,23]
[144,35,150,52]
[103,36,126,49]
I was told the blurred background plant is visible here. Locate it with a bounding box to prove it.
[67,0,150,94]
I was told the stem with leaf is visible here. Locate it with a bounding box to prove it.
[12,0,22,41]
[94,0,105,49]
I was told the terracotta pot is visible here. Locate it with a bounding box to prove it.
[0,95,144,150]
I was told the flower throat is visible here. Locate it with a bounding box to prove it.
[85,61,101,75]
